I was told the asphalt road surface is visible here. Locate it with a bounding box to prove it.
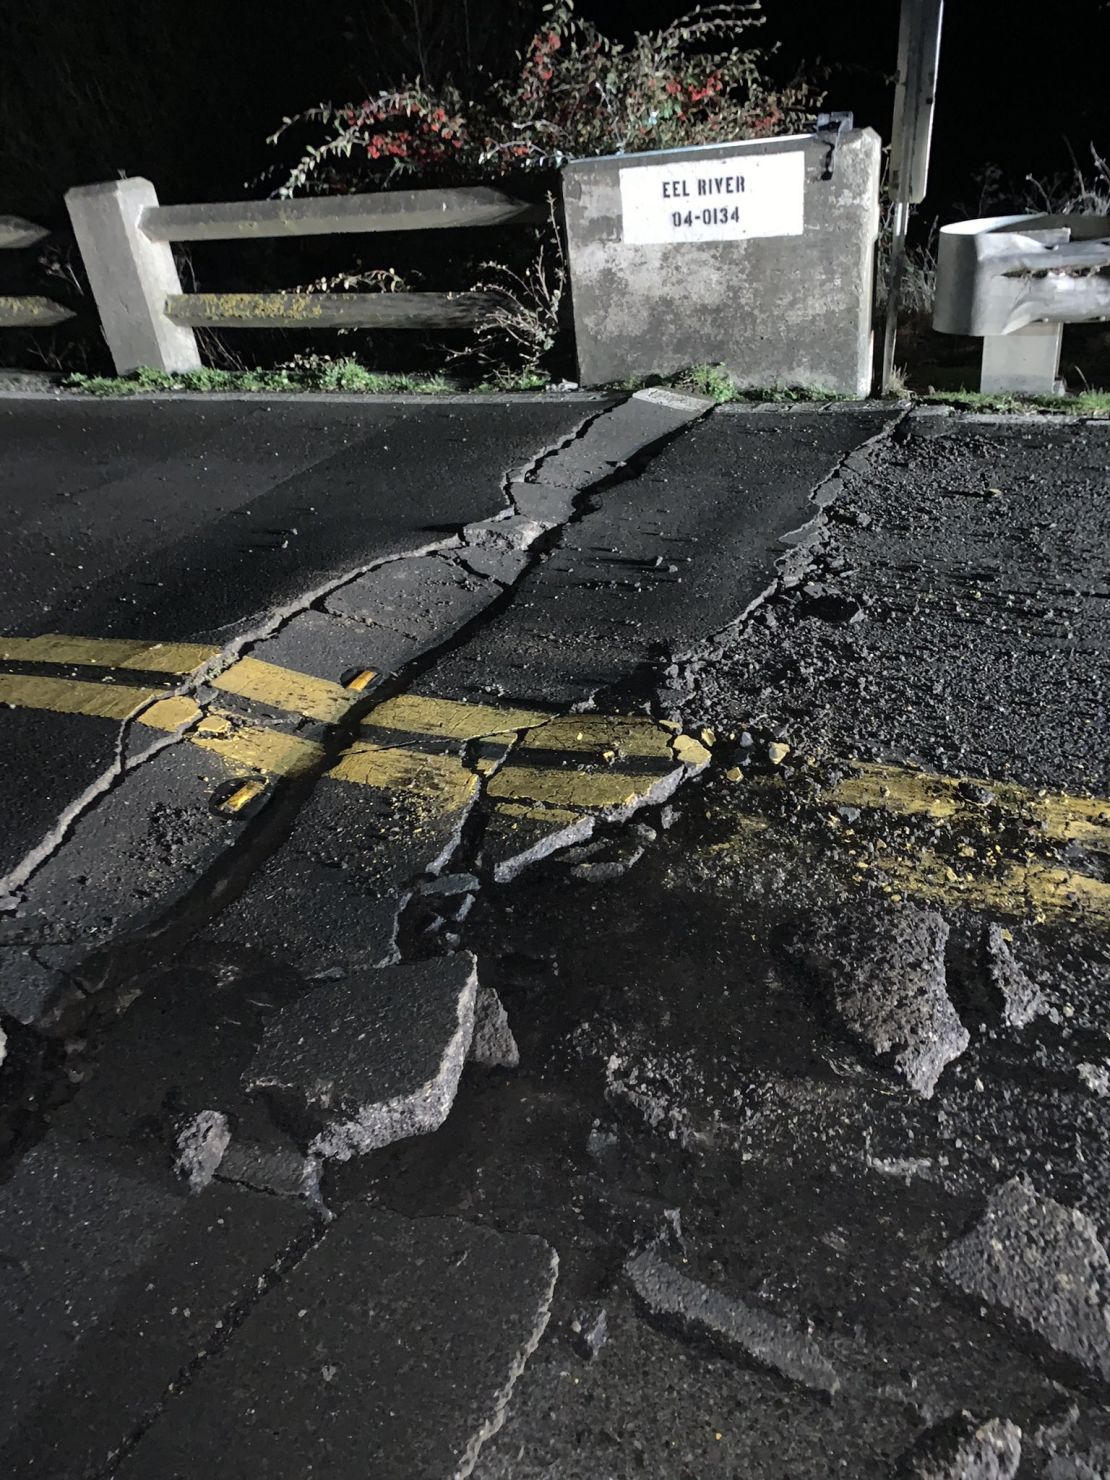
[1,391,1109,1479]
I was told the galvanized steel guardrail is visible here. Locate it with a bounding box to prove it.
[933,212,1110,394]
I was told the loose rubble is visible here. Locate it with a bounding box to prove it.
[940,1177,1110,1385]
[173,1109,231,1192]
[894,1412,1022,1479]
[624,1247,840,1397]
[785,904,968,1097]
[247,955,478,1161]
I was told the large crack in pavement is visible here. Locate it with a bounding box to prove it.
[0,536,466,907]
[1,393,710,1027]
[0,396,617,911]
[0,392,719,1480]
[13,400,1032,1480]
[286,409,1110,1480]
[0,401,615,907]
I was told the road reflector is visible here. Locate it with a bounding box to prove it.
[211,776,269,817]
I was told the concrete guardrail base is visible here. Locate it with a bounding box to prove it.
[562,130,881,396]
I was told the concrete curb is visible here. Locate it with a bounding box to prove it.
[715,399,901,415]
[0,387,620,406]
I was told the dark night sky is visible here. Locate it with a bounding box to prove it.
[0,1,1106,224]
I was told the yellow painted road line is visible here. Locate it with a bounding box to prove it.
[211,656,356,726]
[486,763,674,812]
[192,722,323,781]
[4,685,326,783]
[516,713,682,761]
[1031,794,1110,853]
[493,801,586,826]
[362,692,550,743]
[0,634,217,675]
[219,778,269,814]
[141,695,205,732]
[488,714,710,812]
[330,741,478,812]
[827,761,1110,853]
[0,671,165,723]
[870,846,1110,928]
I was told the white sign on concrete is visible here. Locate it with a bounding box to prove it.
[619,149,805,245]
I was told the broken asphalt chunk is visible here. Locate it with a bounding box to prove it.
[624,1247,840,1398]
[482,714,709,883]
[246,954,478,1160]
[173,1109,230,1193]
[114,1206,558,1480]
[469,983,520,1069]
[940,1176,1110,1387]
[0,1133,310,1480]
[785,904,968,1098]
[986,924,1048,1029]
[894,1411,1022,1479]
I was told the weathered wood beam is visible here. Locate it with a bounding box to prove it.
[0,296,75,326]
[164,291,502,329]
[144,189,543,242]
[0,217,51,250]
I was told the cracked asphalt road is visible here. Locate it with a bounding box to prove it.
[1,393,1109,1479]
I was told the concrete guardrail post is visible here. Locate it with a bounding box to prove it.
[65,178,201,374]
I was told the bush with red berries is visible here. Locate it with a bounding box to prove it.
[270,3,823,196]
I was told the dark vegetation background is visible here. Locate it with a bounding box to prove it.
[1,0,1106,379]
[3,0,1106,223]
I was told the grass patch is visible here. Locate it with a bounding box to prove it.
[920,388,1110,417]
[61,359,462,397]
[722,381,848,404]
[56,358,1110,417]
[610,364,848,404]
[474,368,553,393]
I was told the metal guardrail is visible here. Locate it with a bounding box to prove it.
[64,178,540,375]
[933,213,1110,394]
[0,216,75,329]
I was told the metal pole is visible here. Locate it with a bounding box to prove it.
[881,199,911,394]
[881,0,944,394]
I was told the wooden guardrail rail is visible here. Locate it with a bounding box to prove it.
[65,179,539,374]
[0,216,75,330]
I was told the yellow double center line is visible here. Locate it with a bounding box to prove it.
[7,632,1107,925]
[0,633,707,821]
[713,760,1110,927]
